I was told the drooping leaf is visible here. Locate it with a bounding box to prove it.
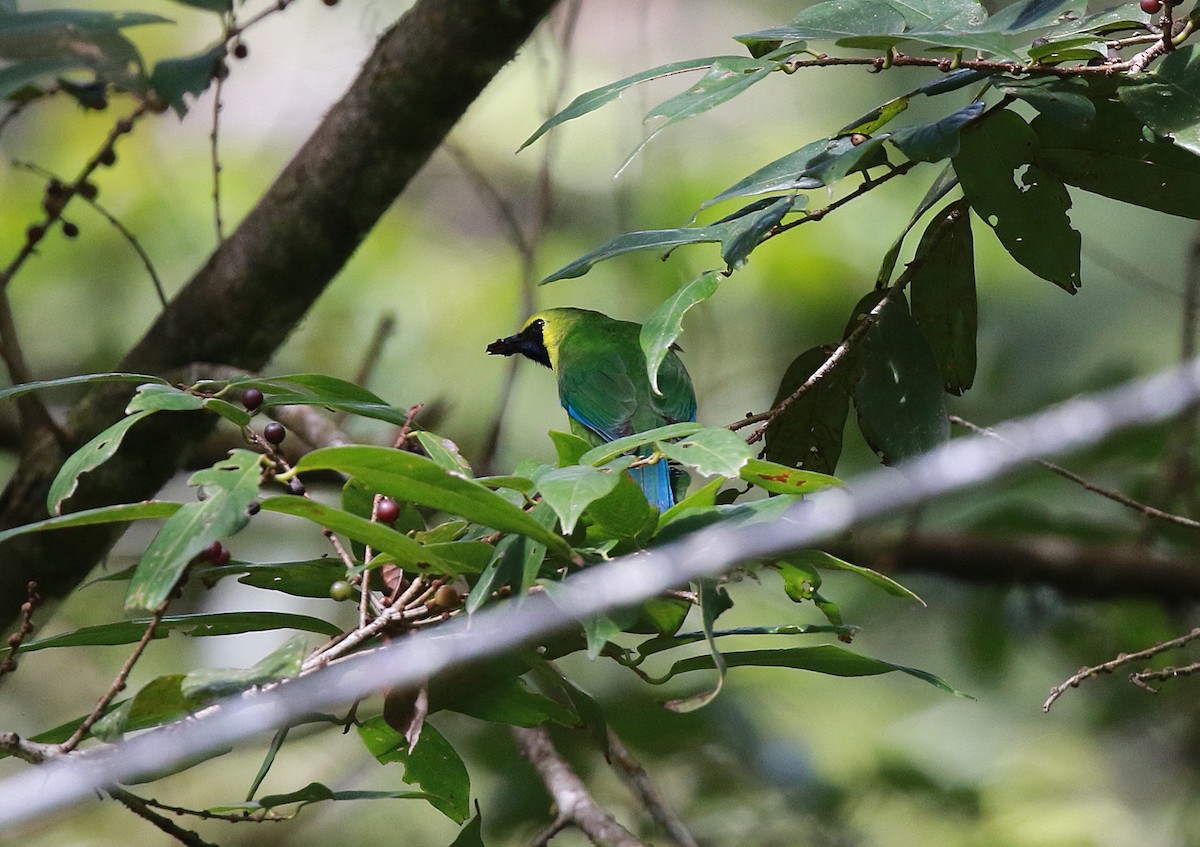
[787,548,924,603]
[1032,95,1200,219]
[953,108,1081,292]
[181,635,307,701]
[763,345,853,474]
[1120,45,1200,157]
[18,611,341,652]
[907,199,977,394]
[0,501,181,546]
[641,270,722,394]
[203,398,251,427]
[839,68,985,137]
[740,458,844,495]
[48,410,155,514]
[125,450,262,613]
[890,101,984,163]
[150,42,225,117]
[657,427,754,478]
[853,293,949,463]
[663,580,731,712]
[716,195,796,269]
[535,458,633,535]
[359,717,471,823]
[294,446,573,559]
[414,431,474,477]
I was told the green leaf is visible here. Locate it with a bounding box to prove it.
[953,108,1081,292]
[907,199,977,394]
[853,293,949,463]
[635,624,857,662]
[0,58,85,100]
[786,549,924,603]
[535,459,632,535]
[450,813,485,847]
[213,783,433,814]
[195,558,346,598]
[979,0,1080,32]
[182,635,307,701]
[876,163,959,286]
[641,270,722,394]
[737,0,908,45]
[763,346,853,474]
[520,55,739,150]
[526,654,610,755]
[541,227,720,282]
[48,410,155,514]
[91,674,201,742]
[663,580,730,712]
[657,427,753,478]
[1032,95,1200,219]
[202,397,252,427]
[739,458,844,495]
[0,501,181,546]
[448,676,578,727]
[0,9,167,75]
[1120,45,1200,157]
[414,431,474,477]
[585,471,658,542]
[840,69,985,137]
[150,42,224,118]
[358,717,471,823]
[126,383,206,412]
[295,446,573,559]
[879,0,988,30]
[169,0,231,11]
[258,496,453,573]
[549,430,592,466]
[996,76,1095,124]
[654,645,968,696]
[126,450,262,613]
[578,422,703,466]
[18,611,341,652]
[716,195,796,269]
[890,101,984,162]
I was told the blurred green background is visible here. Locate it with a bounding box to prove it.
[2,0,1199,845]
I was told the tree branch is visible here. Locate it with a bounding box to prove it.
[513,725,647,847]
[606,729,699,847]
[0,0,559,627]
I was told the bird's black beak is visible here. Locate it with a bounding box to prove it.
[486,320,550,368]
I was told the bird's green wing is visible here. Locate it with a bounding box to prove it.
[650,349,697,424]
[558,344,639,443]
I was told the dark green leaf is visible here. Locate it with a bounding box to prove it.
[448,676,578,727]
[953,108,1081,292]
[717,196,795,269]
[1119,45,1200,157]
[91,674,200,741]
[295,446,572,559]
[1033,96,1200,219]
[126,450,262,613]
[853,293,949,463]
[465,502,555,613]
[0,9,167,74]
[890,101,984,162]
[635,623,857,661]
[150,42,224,117]
[763,345,853,474]
[876,163,959,285]
[737,0,907,45]
[0,501,181,546]
[996,76,1095,124]
[787,549,924,603]
[880,0,989,30]
[215,783,433,814]
[663,580,730,712]
[182,635,307,701]
[48,410,155,514]
[907,199,977,394]
[169,0,231,11]
[549,430,592,466]
[979,0,1080,31]
[18,611,341,652]
[585,471,658,542]
[194,558,346,598]
[358,717,471,823]
[0,58,84,99]
[203,397,252,427]
[450,813,485,847]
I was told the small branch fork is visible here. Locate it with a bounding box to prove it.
[1043,627,1200,712]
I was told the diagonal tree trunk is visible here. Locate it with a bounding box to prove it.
[0,0,559,626]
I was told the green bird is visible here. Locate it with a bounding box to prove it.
[487,307,697,511]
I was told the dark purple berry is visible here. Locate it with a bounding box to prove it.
[263,421,286,444]
[77,182,98,201]
[97,148,116,167]
[288,477,306,496]
[215,546,231,566]
[61,221,79,239]
[375,497,400,524]
[198,540,223,562]
[233,42,249,59]
[241,387,264,411]
[247,501,261,516]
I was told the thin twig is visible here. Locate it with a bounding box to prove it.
[59,601,170,753]
[606,729,699,847]
[950,415,1200,530]
[109,786,223,847]
[351,313,396,391]
[1043,627,1200,711]
[0,732,59,764]
[1130,660,1200,691]
[513,725,648,847]
[0,580,40,678]
[119,792,288,823]
[211,69,226,243]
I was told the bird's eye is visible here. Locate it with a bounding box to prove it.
[533,319,545,329]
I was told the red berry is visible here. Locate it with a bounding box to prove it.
[241,387,264,411]
[1140,0,1161,13]
[375,497,400,524]
[197,540,223,562]
[215,546,231,565]
[263,421,285,444]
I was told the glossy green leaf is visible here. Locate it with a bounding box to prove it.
[126,383,206,412]
[0,373,167,403]
[717,195,796,269]
[549,430,592,466]
[979,0,1080,31]
[740,458,844,495]
[520,55,737,151]
[465,501,555,613]
[654,645,967,696]
[150,42,224,117]
[126,450,262,613]
[414,431,474,477]
[1032,96,1200,219]
[953,108,1081,292]
[737,0,907,46]
[48,410,155,514]
[853,294,949,463]
[763,346,853,474]
[19,611,341,652]
[788,549,924,603]
[996,76,1095,124]
[641,270,722,394]
[657,427,753,478]
[880,0,989,30]
[890,101,984,162]
[448,676,578,727]
[578,422,702,466]
[907,199,977,394]
[182,635,307,701]
[203,397,251,427]
[1120,45,1200,157]
[0,501,181,546]
[536,459,632,535]
[1025,34,1104,63]
[359,717,471,823]
[295,446,572,559]
[196,558,347,598]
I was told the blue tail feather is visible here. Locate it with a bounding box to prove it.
[630,458,674,512]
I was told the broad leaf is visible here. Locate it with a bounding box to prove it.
[740,458,843,495]
[448,676,578,727]
[578,422,703,466]
[150,42,225,117]
[907,199,977,394]
[195,558,347,598]
[1120,45,1200,157]
[890,101,984,163]
[641,270,722,394]
[182,636,307,701]
[996,76,1096,124]
[763,345,853,474]
[91,674,201,741]
[359,717,471,823]
[657,427,753,477]
[414,431,474,477]
[126,383,205,412]
[737,0,908,47]
[48,410,154,514]
[876,163,959,286]
[535,458,633,534]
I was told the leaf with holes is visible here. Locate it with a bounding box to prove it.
[48,411,155,515]
[763,346,853,474]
